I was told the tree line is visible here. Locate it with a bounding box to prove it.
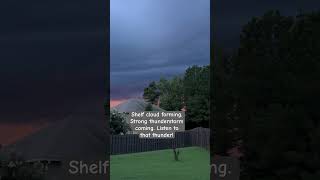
[143,65,210,129]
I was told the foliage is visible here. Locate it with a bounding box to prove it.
[143,65,210,129]
[157,76,184,111]
[144,103,153,111]
[183,65,210,128]
[143,81,160,104]
[213,10,320,180]
[110,110,130,135]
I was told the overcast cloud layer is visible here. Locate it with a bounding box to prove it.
[0,0,318,122]
[110,0,210,100]
[0,0,106,122]
[111,0,320,100]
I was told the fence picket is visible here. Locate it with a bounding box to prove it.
[110,128,210,155]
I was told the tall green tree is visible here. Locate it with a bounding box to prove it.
[228,10,320,180]
[143,66,210,129]
[143,81,160,104]
[158,76,184,111]
[184,65,210,128]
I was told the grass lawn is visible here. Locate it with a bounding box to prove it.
[110,147,210,180]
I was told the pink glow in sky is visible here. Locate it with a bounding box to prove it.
[110,99,127,107]
[0,122,48,145]
[0,100,127,145]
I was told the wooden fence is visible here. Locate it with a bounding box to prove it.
[110,127,209,155]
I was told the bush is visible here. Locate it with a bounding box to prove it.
[110,110,131,135]
[145,103,153,111]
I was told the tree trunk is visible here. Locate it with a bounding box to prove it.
[173,148,180,161]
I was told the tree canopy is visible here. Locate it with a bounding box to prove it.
[143,65,210,129]
[213,10,320,180]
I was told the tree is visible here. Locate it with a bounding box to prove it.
[172,148,180,161]
[226,10,320,180]
[158,76,184,111]
[110,110,130,135]
[142,65,210,129]
[143,81,160,104]
[184,65,210,128]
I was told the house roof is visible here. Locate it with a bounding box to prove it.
[5,113,109,162]
[111,98,165,112]
[1,112,109,179]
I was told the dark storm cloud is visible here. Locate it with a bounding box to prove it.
[110,0,320,100]
[111,0,210,99]
[0,0,107,122]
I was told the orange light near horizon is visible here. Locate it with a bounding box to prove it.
[0,122,48,146]
[110,99,127,107]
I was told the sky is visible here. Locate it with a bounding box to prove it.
[0,0,318,127]
[110,0,320,102]
[0,0,107,123]
[110,0,210,101]
[1,0,317,123]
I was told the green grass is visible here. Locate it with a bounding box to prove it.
[110,147,210,180]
